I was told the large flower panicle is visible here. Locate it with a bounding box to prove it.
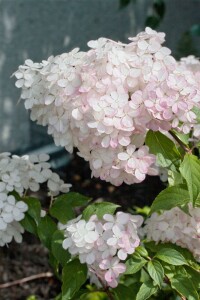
[0,152,71,246]
[60,212,143,288]
[143,205,200,261]
[14,28,200,186]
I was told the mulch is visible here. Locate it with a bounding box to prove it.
[0,153,165,300]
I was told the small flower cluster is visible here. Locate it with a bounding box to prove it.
[60,212,143,288]
[0,152,71,246]
[14,28,200,185]
[0,194,27,246]
[143,205,200,261]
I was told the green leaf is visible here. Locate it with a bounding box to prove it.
[62,259,87,300]
[125,253,147,275]
[82,202,119,221]
[171,130,190,146]
[60,192,90,207]
[49,252,60,278]
[192,106,200,123]
[147,260,164,288]
[145,241,199,267]
[22,197,41,224]
[37,216,57,249]
[50,198,75,224]
[184,267,200,290]
[55,294,62,300]
[145,130,181,169]
[20,214,37,235]
[114,284,139,300]
[170,275,199,300]
[151,185,190,213]
[180,154,200,205]
[134,206,151,216]
[51,230,70,267]
[136,281,158,300]
[50,192,90,224]
[80,291,108,300]
[135,246,149,258]
[155,248,188,266]
[168,170,183,186]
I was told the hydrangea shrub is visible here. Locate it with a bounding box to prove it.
[1,28,200,299]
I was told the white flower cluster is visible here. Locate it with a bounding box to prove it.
[180,55,200,140]
[0,152,71,246]
[60,212,143,288]
[14,28,200,186]
[0,194,27,246]
[143,205,200,261]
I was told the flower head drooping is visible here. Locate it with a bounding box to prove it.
[14,28,200,185]
[143,204,200,262]
[61,212,143,288]
[0,152,71,246]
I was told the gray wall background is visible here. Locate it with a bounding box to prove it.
[0,0,200,153]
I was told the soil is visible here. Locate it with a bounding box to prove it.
[0,153,165,300]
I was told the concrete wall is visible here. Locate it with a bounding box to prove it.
[0,0,199,153]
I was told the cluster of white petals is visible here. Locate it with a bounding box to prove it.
[60,212,143,288]
[0,152,71,246]
[179,55,200,140]
[14,28,200,185]
[143,205,200,261]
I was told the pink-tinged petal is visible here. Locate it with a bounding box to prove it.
[135,169,146,181]
[113,263,126,275]
[107,237,117,246]
[127,158,136,169]
[85,231,99,243]
[138,160,148,173]
[99,259,111,270]
[110,168,121,179]
[86,221,95,231]
[138,40,148,50]
[101,136,110,148]
[86,252,95,264]
[103,214,115,222]
[118,249,128,260]
[110,138,118,148]
[118,136,131,146]
[118,152,129,161]
[108,278,118,288]
[121,115,133,128]
[116,212,130,225]
[112,225,122,237]
[103,222,114,231]
[105,269,116,283]
[145,100,154,108]
[72,108,83,120]
[93,159,102,169]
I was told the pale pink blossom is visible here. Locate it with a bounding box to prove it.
[14,28,200,185]
[61,212,143,287]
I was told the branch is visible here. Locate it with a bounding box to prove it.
[0,272,53,289]
[169,130,191,153]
